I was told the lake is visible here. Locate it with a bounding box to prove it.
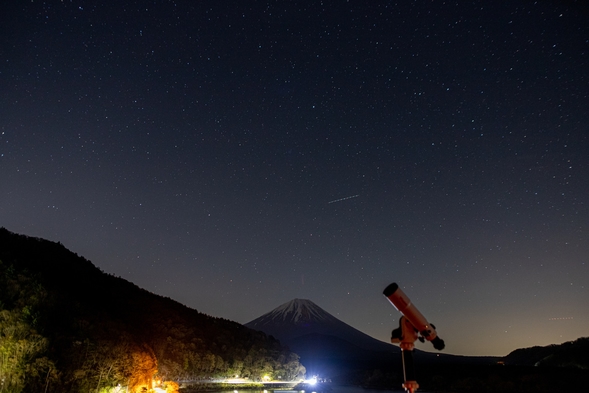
[205,386,428,393]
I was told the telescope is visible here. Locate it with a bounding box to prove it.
[383,283,445,350]
[383,283,445,393]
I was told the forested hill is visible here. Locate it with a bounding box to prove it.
[503,337,589,368]
[0,228,305,393]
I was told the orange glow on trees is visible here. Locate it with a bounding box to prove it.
[128,345,158,393]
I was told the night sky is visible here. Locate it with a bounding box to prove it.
[1,1,588,357]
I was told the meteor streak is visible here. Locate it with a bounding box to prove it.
[328,194,359,204]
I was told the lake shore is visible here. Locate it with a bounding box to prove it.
[180,382,301,392]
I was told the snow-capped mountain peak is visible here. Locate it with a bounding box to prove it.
[268,299,330,323]
[251,299,333,325]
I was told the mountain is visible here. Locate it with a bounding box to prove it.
[245,298,395,353]
[245,298,399,377]
[0,228,305,392]
[503,337,589,368]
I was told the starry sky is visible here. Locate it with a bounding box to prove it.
[1,1,588,357]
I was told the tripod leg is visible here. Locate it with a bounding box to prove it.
[401,348,419,393]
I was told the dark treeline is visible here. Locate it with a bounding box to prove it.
[355,337,589,392]
[0,228,305,393]
[503,337,589,368]
[359,363,589,393]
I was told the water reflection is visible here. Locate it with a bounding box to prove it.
[207,386,442,393]
[208,388,414,393]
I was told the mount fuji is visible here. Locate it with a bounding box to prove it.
[245,299,400,375]
[245,299,395,352]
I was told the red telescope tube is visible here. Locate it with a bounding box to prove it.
[383,283,444,350]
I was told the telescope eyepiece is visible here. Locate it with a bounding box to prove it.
[431,336,445,351]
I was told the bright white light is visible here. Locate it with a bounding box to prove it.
[227,378,246,383]
[304,377,317,385]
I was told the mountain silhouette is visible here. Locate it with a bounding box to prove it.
[0,228,306,391]
[245,299,400,376]
[503,337,589,368]
[246,298,396,353]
